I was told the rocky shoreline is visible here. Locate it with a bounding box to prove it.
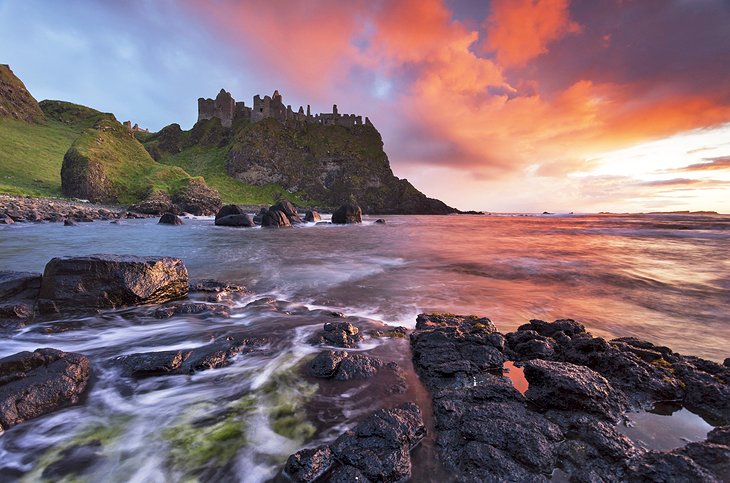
[0,254,728,481]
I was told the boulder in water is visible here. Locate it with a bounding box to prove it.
[37,254,188,315]
[214,204,245,221]
[215,213,255,227]
[0,348,91,431]
[271,200,302,224]
[304,210,321,222]
[332,203,362,224]
[261,209,291,227]
[158,212,183,225]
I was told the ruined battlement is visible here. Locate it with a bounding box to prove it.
[197,89,371,129]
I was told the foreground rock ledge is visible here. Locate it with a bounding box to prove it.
[37,254,189,315]
[284,403,426,482]
[0,348,91,432]
[411,313,730,482]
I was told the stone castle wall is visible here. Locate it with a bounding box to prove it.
[197,89,370,128]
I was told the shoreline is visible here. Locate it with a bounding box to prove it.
[0,254,728,481]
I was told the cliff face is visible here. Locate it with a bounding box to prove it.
[0,65,44,123]
[150,117,455,214]
[224,118,454,213]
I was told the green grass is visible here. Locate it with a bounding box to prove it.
[0,118,81,197]
[67,119,192,204]
[156,144,312,206]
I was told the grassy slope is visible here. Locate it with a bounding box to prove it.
[0,100,112,197]
[156,145,309,206]
[68,119,193,204]
[0,118,80,196]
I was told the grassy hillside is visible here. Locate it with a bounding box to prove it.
[0,118,81,196]
[142,119,313,206]
[0,100,114,197]
[62,118,194,204]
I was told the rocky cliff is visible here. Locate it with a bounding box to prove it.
[0,65,44,123]
[144,117,456,214]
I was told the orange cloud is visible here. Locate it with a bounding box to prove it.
[483,0,581,67]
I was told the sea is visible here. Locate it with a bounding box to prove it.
[0,212,727,481]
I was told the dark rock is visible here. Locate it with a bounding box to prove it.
[271,200,302,224]
[215,204,245,221]
[328,465,371,482]
[524,359,626,420]
[311,321,363,348]
[676,438,730,481]
[171,178,222,216]
[284,445,334,482]
[724,358,730,368]
[332,203,362,224]
[252,207,267,225]
[114,337,263,378]
[0,348,91,431]
[626,451,718,482]
[411,313,504,389]
[129,190,173,215]
[0,271,41,301]
[308,350,384,381]
[309,350,348,378]
[158,212,183,225]
[335,354,384,381]
[316,221,332,225]
[304,210,321,222]
[374,218,386,224]
[0,214,13,224]
[41,441,104,480]
[330,403,425,482]
[0,302,34,329]
[64,219,77,226]
[189,279,245,294]
[672,357,730,426]
[153,302,230,319]
[37,254,188,315]
[261,209,291,227]
[215,213,255,227]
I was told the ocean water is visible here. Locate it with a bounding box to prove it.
[0,213,728,481]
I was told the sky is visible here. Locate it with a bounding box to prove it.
[1,0,730,213]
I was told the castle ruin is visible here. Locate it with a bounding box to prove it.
[197,89,372,128]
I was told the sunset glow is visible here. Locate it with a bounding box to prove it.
[2,0,729,212]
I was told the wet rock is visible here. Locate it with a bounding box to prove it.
[330,403,426,482]
[374,219,386,224]
[284,445,334,482]
[410,313,504,389]
[271,200,302,224]
[253,207,267,225]
[331,203,362,224]
[626,451,718,482]
[672,357,730,426]
[171,178,222,216]
[262,209,291,227]
[309,350,348,378]
[524,359,627,420]
[675,437,730,481]
[63,219,77,226]
[188,279,246,303]
[215,213,255,227]
[328,465,371,482]
[114,337,264,378]
[316,221,332,225]
[153,302,230,319]
[309,350,384,381]
[37,254,188,315]
[214,204,245,221]
[41,441,105,481]
[311,321,363,348]
[128,190,173,214]
[0,271,41,301]
[158,212,184,225]
[0,348,91,431]
[0,302,34,329]
[0,214,13,224]
[304,210,321,222]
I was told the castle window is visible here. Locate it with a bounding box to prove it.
[260,108,263,112]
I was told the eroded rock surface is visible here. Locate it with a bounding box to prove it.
[284,403,425,482]
[0,348,91,431]
[410,313,730,482]
[37,255,189,315]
